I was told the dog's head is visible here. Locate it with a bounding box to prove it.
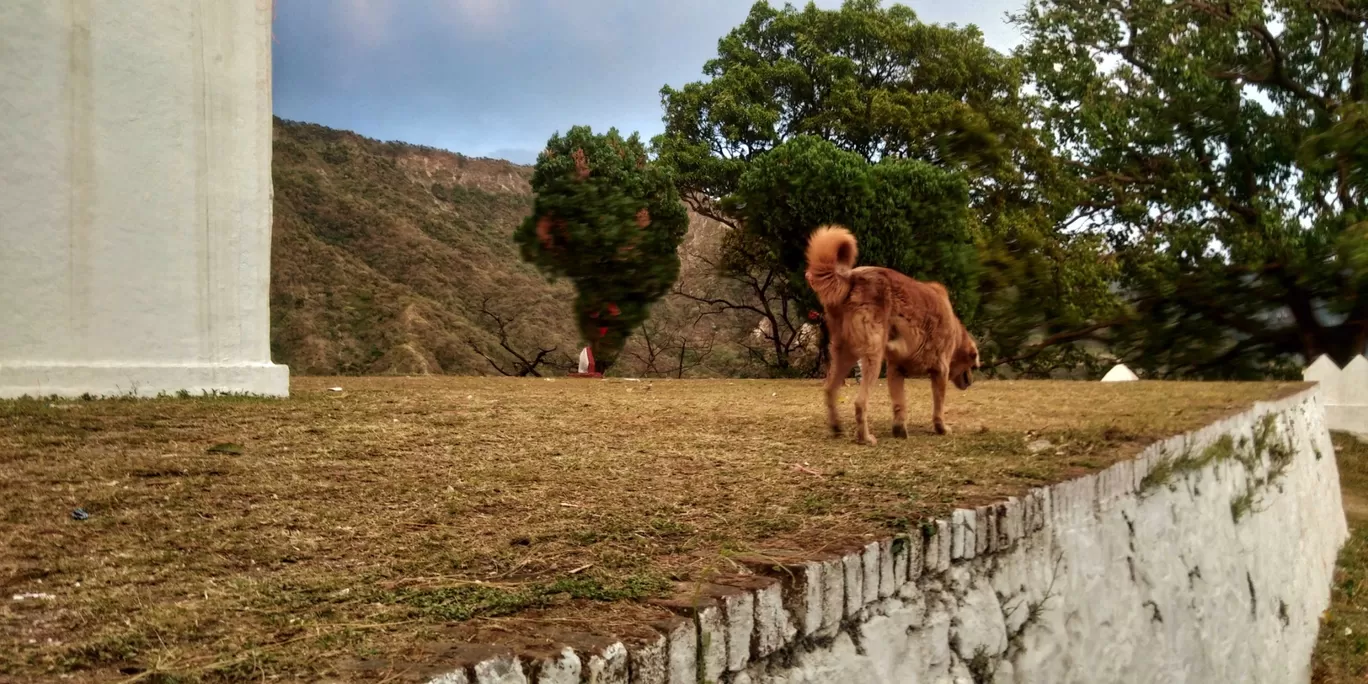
[950,327,981,391]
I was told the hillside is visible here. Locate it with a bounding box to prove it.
[270,118,583,376]
[270,118,807,378]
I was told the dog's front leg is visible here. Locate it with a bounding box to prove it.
[930,370,949,435]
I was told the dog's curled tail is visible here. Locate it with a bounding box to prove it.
[805,225,858,306]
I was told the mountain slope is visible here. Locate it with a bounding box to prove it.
[270,118,581,375]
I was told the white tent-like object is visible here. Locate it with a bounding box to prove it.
[1101,364,1139,382]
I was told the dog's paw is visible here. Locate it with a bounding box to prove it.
[892,424,908,439]
[933,421,950,436]
[858,432,878,446]
[830,424,844,438]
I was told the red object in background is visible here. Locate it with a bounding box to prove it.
[598,326,609,338]
[607,303,620,317]
[808,310,821,321]
[569,345,603,378]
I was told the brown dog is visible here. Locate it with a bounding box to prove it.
[805,225,980,444]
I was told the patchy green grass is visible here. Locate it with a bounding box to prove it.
[1139,434,1237,495]
[1137,413,1299,525]
[1313,432,1368,683]
[0,377,1299,682]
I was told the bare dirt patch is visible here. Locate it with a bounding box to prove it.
[0,377,1300,681]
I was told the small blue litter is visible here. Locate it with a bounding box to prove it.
[71,508,90,521]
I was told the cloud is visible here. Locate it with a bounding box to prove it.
[273,0,1023,160]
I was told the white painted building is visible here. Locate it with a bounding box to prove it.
[0,1,288,398]
[1304,354,1368,436]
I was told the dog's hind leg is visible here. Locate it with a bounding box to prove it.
[930,367,949,435]
[824,353,856,437]
[887,366,908,438]
[854,355,882,446]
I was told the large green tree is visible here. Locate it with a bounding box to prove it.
[514,126,689,372]
[656,0,1119,375]
[1016,0,1368,376]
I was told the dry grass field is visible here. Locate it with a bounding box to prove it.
[1,376,1303,681]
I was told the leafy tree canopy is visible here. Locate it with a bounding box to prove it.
[514,126,689,371]
[1016,0,1368,376]
[655,0,1122,374]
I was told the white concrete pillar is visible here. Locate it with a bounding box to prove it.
[1,0,288,398]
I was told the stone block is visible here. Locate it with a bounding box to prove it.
[628,632,668,684]
[952,509,976,561]
[905,532,924,583]
[843,550,864,618]
[647,584,729,682]
[586,642,628,684]
[925,519,952,573]
[879,538,897,598]
[698,603,726,683]
[798,560,825,637]
[862,541,881,605]
[976,505,992,556]
[1023,490,1039,534]
[720,585,754,672]
[726,554,821,640]
[819,556,846,636]
[978,505,994,555]
[890,536,908,589]
[529,648,580,684]
[753,577,796,657]
[474,656,527,684]
[1096,460,1134,507]
[986,502,1001,553]
[1052,475,1086,527]
[951,509,966,560]
[1048,478,1072,526]
[663,618,696,684]
[1132,451,1153,491]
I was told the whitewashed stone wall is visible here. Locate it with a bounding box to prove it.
[1305,355,1368,437]
[0,0,288,398]
[426,386,1346,684]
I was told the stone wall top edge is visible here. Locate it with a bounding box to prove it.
[417,384,1327,682]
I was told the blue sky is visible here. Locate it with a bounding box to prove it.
[271,0,1025,165]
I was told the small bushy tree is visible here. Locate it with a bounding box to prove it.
[514,126,689,372]
[732,135,976,315]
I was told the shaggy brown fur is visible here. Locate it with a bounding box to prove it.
[805,225,980,444]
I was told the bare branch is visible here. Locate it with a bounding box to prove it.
[469,298,560,377]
